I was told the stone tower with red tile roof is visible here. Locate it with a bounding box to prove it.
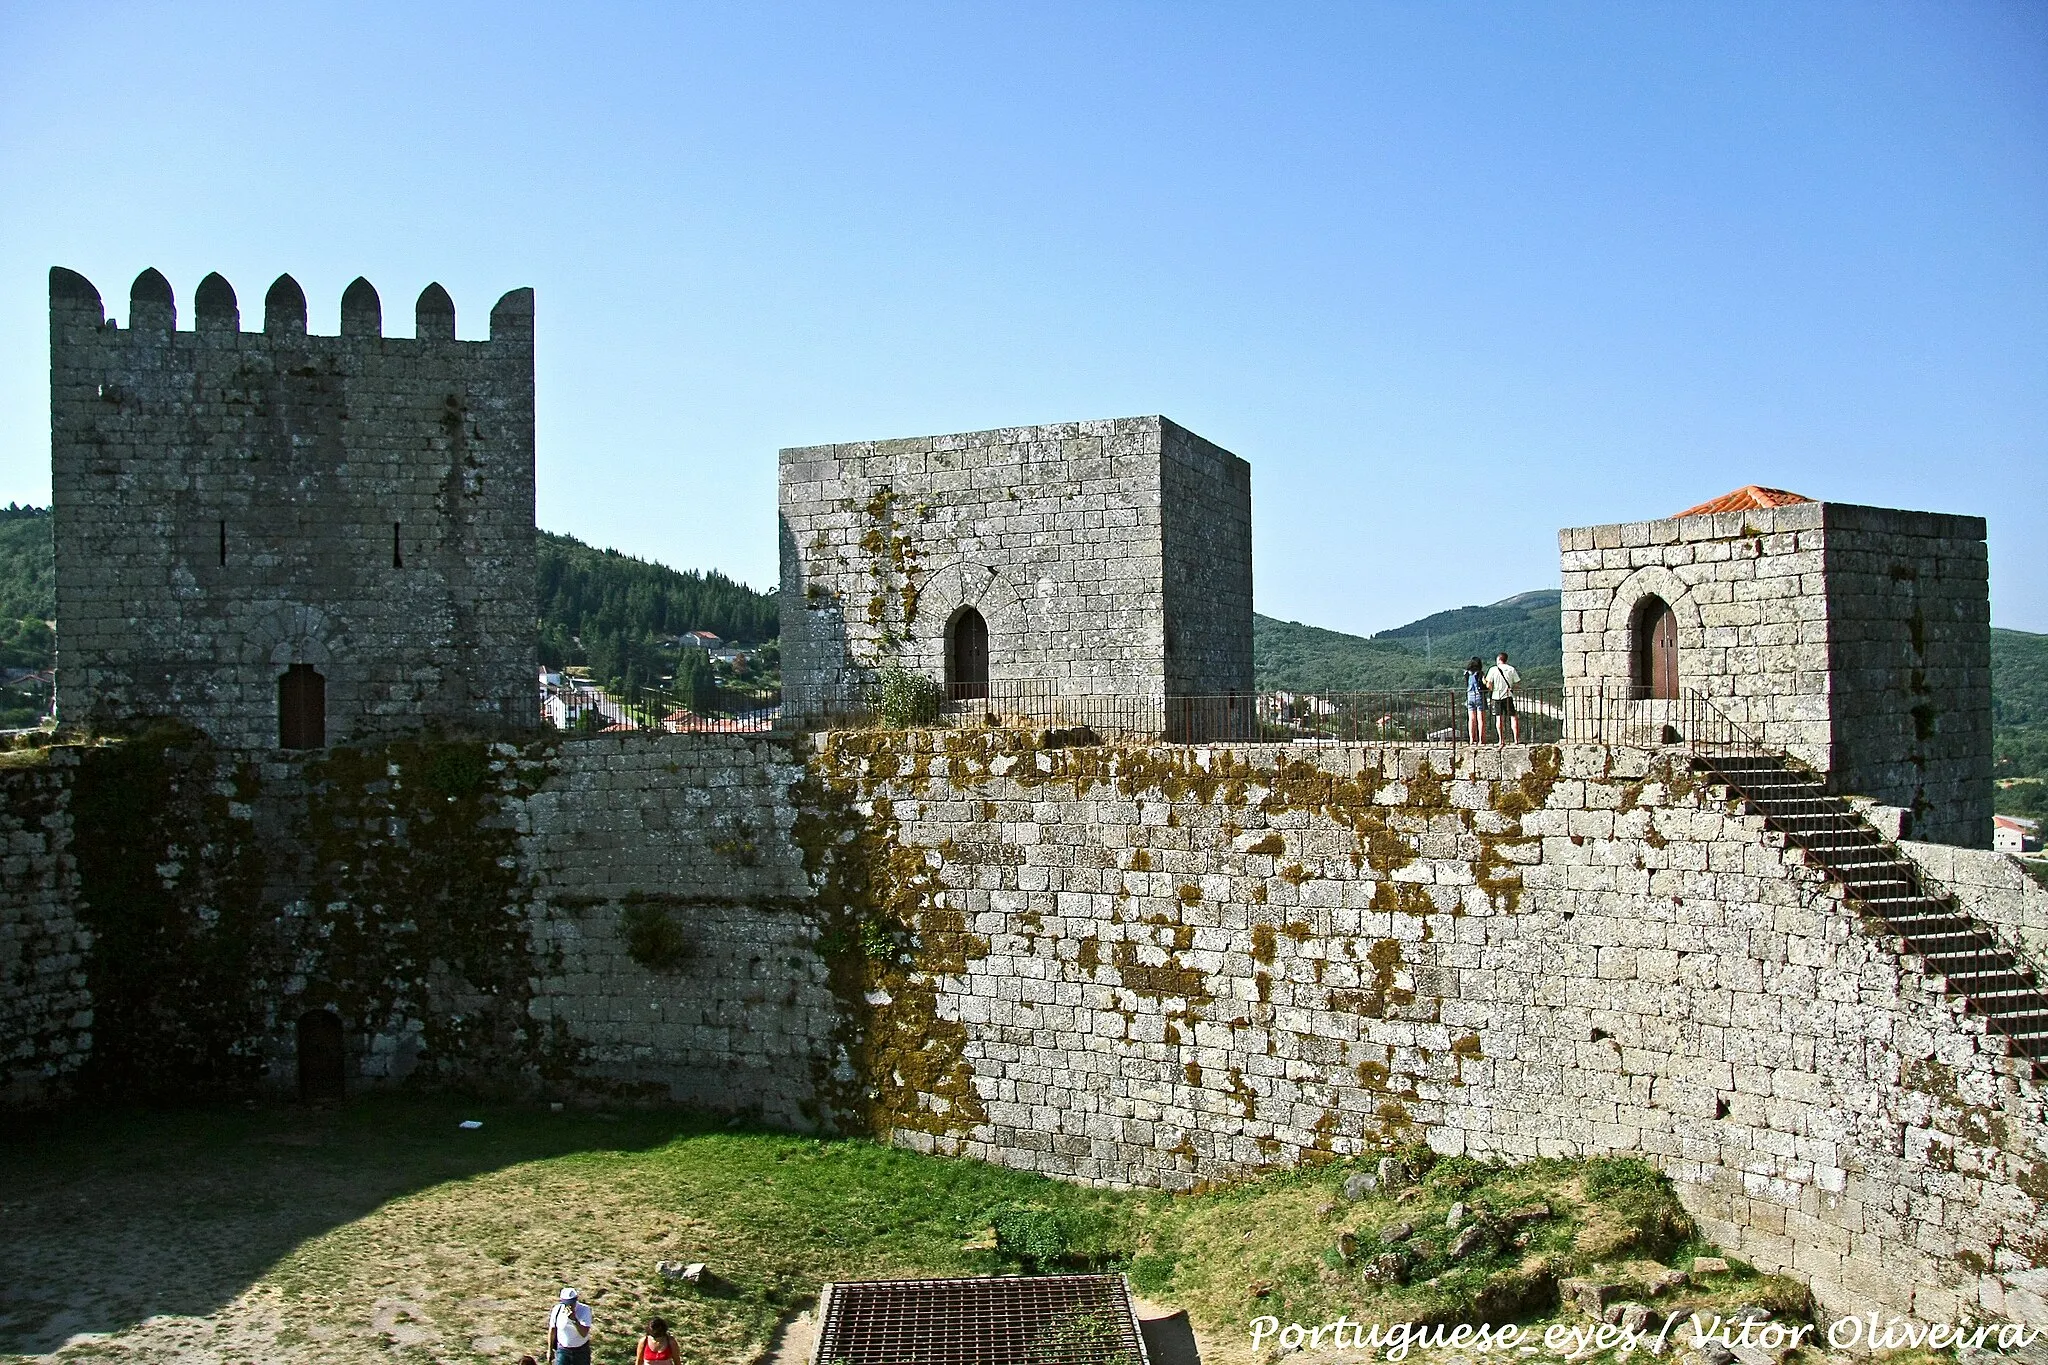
[1558,490,1991,846]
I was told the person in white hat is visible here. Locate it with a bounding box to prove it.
[546,1287,594,1365]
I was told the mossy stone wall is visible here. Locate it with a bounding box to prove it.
[801,730,2047,1330]
[2,727,2043,1328]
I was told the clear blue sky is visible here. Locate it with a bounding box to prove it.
[3,2,2043,633]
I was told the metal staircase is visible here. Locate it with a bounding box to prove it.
[1691,749,2048,1083]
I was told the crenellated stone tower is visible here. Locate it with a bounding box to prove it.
[49,267,537,749]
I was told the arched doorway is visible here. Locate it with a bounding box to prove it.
[278,664,325,748]
[296,1010,345,1101]
[947,607,989,701]
[1631,595,1679,700]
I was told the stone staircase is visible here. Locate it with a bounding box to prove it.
[1694,752,2048,1082]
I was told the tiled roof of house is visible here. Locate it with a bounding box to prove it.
[1673,486,1813,518]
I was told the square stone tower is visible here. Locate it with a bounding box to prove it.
[49,267,537,749]
[1559,487,1991,846]
[778,415,1252,716]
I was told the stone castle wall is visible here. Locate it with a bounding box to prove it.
[1559,501,1990,846]
[49,268,537,749]
[802,731,2047,1327]
[0,752,88,1106]
[777,416,1252,714]
[517,735,832,1122]
[0,730,2040,1326]
[1898,839,2048,970]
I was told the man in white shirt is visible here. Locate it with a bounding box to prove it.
[547,1287,594,1365]
[1485,652,1521,748]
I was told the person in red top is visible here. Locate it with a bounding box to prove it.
[634,1316,679,1363]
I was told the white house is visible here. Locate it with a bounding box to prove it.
[1993,814,2040,854]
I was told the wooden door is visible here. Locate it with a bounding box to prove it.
[949,608,989,701]
[278,664,326,749]
[1633,596,1679,700]
[1650,602,1678,699]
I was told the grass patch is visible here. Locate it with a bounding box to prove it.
[1126,1143,1798,1351]
[0,1105,1794,1364]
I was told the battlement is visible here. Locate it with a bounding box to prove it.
[49,266,533,344]
[50,266,538,749]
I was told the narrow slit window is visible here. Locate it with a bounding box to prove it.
[392,522,403,569]
[218,520,227,567]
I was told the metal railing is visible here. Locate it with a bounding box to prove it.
[546,675,1819,759]
[1552,684,1778,754]
[1651,689,1882,866]
[543,682,781,735]
[787,678,1573,745]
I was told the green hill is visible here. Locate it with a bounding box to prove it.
[1993,627,2048,819]
[1373,589,1564,671]
[1254,590,1564,694]
[0,502,2041,812]
[0,504,52,626]
[0,515,784,711]
[536,530,779,695]
[0,505,55,725]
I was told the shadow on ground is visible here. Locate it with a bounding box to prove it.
[0,1096,716,1355]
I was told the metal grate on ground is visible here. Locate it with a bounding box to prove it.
[812,1274,1151,1365]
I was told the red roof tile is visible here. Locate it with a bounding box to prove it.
[1674,486,1813,518]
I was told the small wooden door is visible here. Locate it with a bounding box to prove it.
[296,1010,345,1101]
[1633,596,1679,700]
[278,664,326,749]
[948,608,989,701]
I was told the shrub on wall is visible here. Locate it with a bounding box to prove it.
[872,663,943,728]
[620,900,694,973]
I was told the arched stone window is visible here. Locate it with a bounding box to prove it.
[296,1010,345,1101]
[1631,595,1679,700]
[947,607,989,701]
[279,664,326,748]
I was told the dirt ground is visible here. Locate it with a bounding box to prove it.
[0,1098,1217,1365]
[2,1099,1976,1365]
[6,1104,635,1361]
[0,1100,857,1364]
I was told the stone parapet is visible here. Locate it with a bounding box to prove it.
[1898,840,2048,971]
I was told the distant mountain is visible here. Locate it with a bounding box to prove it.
[1372,588,1563,671]
[1254,590,1563,693]
[0,504,52,627]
